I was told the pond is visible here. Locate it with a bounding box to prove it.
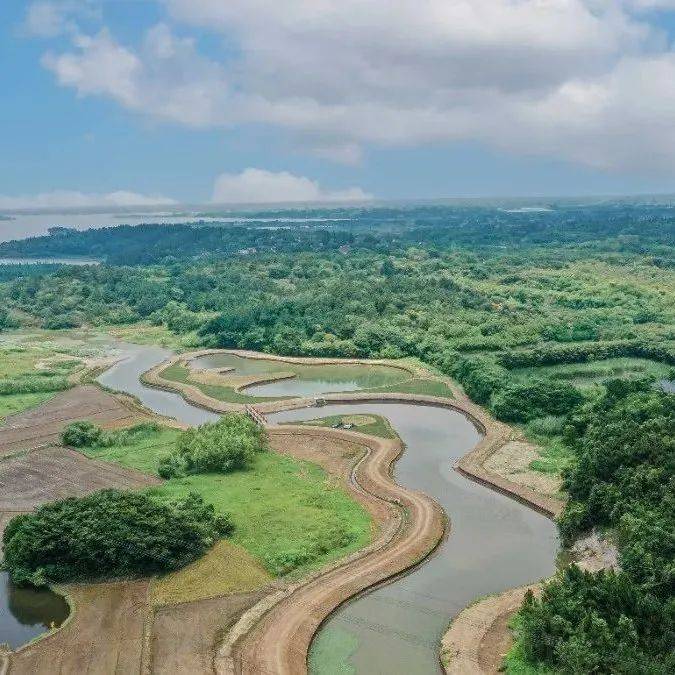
[189,352,409,398]
[0,572,69,650]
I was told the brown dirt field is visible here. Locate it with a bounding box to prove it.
[0,385,150,458]
[150,591,269,675]
[7,580,151,675]
[0,446,160,512]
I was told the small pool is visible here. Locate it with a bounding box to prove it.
[0,572,69,649]
[190,353,409,398]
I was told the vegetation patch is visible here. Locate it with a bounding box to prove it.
[0,391,57,422]
[70,420,372,577]
[309,626,359,675]
[158,361,284,403]
[287,413,397,439]
[362,377,455,398]
[150,539,272,605]
[158,414,268,478]
[2,489,232,586]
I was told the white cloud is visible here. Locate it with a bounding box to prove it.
[0,190,177,211]
[211,168,372,203]
[24,1,99,38]
[35,1,675,172]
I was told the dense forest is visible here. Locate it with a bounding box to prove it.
[1,202,673,672]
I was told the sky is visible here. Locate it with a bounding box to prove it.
[3,0,675,208]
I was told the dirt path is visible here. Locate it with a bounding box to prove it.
[221,425,444,675]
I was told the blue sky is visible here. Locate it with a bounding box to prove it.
[3,1,675,207]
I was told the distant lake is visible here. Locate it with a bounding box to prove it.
[0,210,351,242]
[0,257,99,266]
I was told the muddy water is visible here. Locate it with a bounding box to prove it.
[270,403,559,675]
[190,352,407,398]
[0,572,69,649]
[98,345,558,673]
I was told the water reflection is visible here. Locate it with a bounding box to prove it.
[0,572,69,649]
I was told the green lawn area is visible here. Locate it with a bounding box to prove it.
[105,322,200,350]
[510,357,672,389]
[287,413,397,439]
[80,424,373,578]
[0,391,57,422]
[363,376,455,398]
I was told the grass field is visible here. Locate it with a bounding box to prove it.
[0,391,58,422]
[0,337,87,421]
[80,424,373,578]
[150,540,272,605]
[363,377,455,398]
[287,413,397,439]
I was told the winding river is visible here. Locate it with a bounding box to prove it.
[98,342,559,674]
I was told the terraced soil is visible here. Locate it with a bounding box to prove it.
[0,385,149,458]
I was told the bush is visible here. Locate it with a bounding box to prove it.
[159,413,268,478]
[2,489,233,586]
[61,420,104,447]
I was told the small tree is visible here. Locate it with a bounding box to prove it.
[159,413,268,478]
[61,421,104,447]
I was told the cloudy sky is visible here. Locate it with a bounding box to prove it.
[3,0,675,207]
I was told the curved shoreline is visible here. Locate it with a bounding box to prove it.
[141,350,564,675]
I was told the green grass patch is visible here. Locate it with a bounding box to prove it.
[80,424,373,577]
[0,391,58,422]
[363,377,455,398]
[309,626,359,675]
[287,413,397,439]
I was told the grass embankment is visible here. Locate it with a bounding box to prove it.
[161,359,454,402]
[363,376,455,398]
[81,424,373,585]
[158,361,284,403]
[287,414,397,440]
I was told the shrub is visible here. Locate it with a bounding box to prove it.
[61,420,104,447]
[159,413,268,478]
[2,489,233,586]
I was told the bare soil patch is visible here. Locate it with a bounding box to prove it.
[0,446,160,512]
[0,385,149,458]
[7,580,150,675]
[483,440,562,498]
[150,590,269,675]
[441,585,539,675]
